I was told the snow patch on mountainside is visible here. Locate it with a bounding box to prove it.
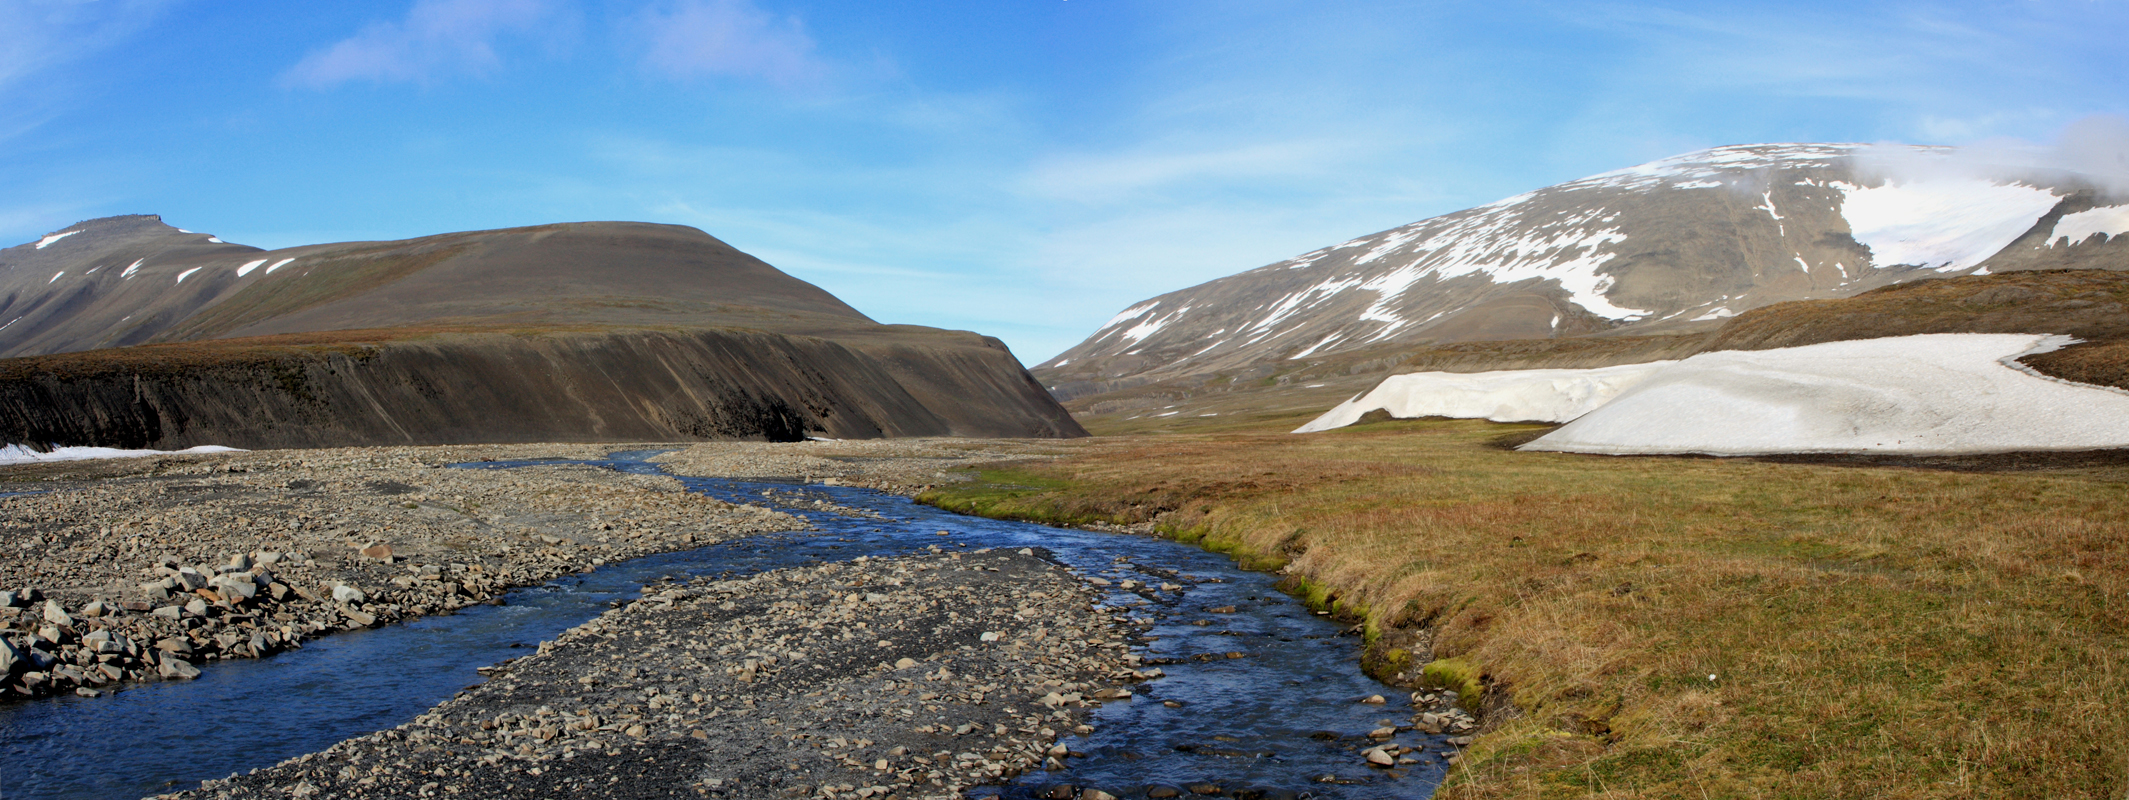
[2050,205,2129,246]
[1295,361,1677,432]
[33,231,80,249]
[1524,334,2129,455]
[1573,143,1860,193]
[0,444,243,465]
[1834,180,2060,271]
[237,259,268,276]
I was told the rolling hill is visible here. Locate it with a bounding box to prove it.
[0,216,1084,448]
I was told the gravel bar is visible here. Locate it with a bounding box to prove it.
[161,547,1141,800]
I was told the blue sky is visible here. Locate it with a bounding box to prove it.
[3,1,2124,363]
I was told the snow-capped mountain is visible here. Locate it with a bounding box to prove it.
[1037,143,2129,395]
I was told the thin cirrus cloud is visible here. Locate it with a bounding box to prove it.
[279,0,556,88]
[632,0,827,86]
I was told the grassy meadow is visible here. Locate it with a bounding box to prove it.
[923,414,2129,798]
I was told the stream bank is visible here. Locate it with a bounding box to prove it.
[4,441,1457,800]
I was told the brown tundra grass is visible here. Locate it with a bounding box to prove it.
[924,418,2129,799]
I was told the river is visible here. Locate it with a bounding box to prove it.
[0,451,1447,799]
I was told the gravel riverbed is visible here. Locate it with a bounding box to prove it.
[0,443,806,704]
[2,439,1460,799]
[158,547,1139,800]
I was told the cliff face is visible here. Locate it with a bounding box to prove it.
[0,327,1083,450]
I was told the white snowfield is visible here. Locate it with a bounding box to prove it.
[1299,333,2129,456]
[0,444,243,466]
[1292,362,1675,433]
[1523,334,2129,455]
[33,231,80,249]
[1833,179,2060,272]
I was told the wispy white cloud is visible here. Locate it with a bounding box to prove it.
[280,0,556,89]
[0,0,172,91]
[1020,139,1371,205]
[1860,114,2129,196]
[0,0,174,150]
[632,0,825,87]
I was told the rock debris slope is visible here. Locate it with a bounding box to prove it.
[1039,144,2129,399]
[0,217,1083,447]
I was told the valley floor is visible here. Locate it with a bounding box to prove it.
[920,417,2129,799]
[0,439,1133,800]
[8,425,2125,799]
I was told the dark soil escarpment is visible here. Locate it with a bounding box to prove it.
[0,327,1082,450]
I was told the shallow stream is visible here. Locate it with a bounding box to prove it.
[0,452,1447,799]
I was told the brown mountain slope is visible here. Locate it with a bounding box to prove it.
[0,216,876,356]
[0,216,1085,446]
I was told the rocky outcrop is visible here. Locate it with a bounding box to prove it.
[0,327,1084,450]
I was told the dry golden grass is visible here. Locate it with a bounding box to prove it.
[925,418,2129,798]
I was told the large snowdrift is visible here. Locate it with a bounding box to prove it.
[0,444,242,466]
[1523,334,2129,455]
[1292,362,1676,433]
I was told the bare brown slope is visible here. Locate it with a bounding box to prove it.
[0,326,1083,450]
[158,221,876,343]
[1700,268,2129,350]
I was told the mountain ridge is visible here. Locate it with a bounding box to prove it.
[1036,143,2129,400]
[0,215,1087,445]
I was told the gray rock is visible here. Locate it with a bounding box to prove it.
[79,600,112,617]
[43,600,73,626]
[331,585,367,604]
[0,636,24,674]
[210,574,259,599]
[228,553,253,571]
[159,658,201,680]
[184,599,209,616]
[151,605,182,619]
[175,569,207,591]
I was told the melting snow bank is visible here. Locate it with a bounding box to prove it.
[1293,362,1675,432]
[1523,334,2129,455]
[0,444,243,465]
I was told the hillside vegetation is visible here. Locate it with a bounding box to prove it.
[924,416,2129,798]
